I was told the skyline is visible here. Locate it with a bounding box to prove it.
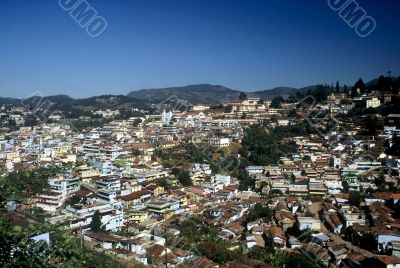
[1,0,399,98]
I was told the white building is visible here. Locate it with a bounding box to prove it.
[162,110,173,123]
[277,119,289,126]
[36,175,80,212]
[49,203,124,232]
[213,174,231,186]
[366,97,381,108]
[192,105,210,111]
[297,217,321,231]
[207,137,230,147]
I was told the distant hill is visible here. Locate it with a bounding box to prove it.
[0,95,148,111]
[252,85,324,100]
[128,84,241,105]
[251,87,299,100]
[0,97,20,105]
[128,84,322,104]
[366,76,398,86]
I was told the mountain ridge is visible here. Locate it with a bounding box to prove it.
[127,84,319,104]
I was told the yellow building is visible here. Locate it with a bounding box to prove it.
[124,210,148,223]
[147,184,165,197]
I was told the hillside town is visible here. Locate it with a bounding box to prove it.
[1,82,400,268]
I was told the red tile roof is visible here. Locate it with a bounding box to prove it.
[120,190,150,201]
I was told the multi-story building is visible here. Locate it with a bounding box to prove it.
[36,175,80,212]
[207,137,230,147]
[366,97,381,108]
[49,203,124,232]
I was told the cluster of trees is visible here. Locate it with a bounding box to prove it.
[240,124,305,165]
[24,207,49,223]
[176,219,235,265]
[236,124,315,190]
[348,191,362,207]
[154,177,172,190]
[248,245,318,268]
[0,166,61,202]
[370,173,399,193]
[237,170,254,191]
[68,118,113,132]
[184,143,211,164]
[344,227,377,252]
[351,75,400,97]
[116,108,146,120]
[270,96,284,108]
[171,167,193,186]
[184,143,239,175]
[90,210,103,232]
[270,74,400,109]
[0,170,125,268]
[197,239,232,264]
[0,217,125,267]
[175,216,319,267]
[246,203,273,223]
[270,84,333,108]
[387,135,400,156]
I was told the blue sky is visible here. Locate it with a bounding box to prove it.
[0,0,399,98]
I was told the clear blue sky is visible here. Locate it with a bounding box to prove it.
[0,0,399,98]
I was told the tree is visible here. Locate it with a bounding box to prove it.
[364,117,383,135]
[1,167,61,202]
[247,203,273,222]
[352,78,365,97]
[285,253,319,268]
[313,85,330,101]
[65,195,82,208]
[238,169,253,191]
[241,124,302,166]
[387,135,400,156]
[132,118,142,126]
[270,97,283,108]
[0,208,125,268]
[25,207,49,223]
[239,92,247,101]
[349,191,361,207]
[397,76,400,89]
[247,246,287,267]
[0,218,51,267]
[290,173,296,184]
[224,105,233,113]
[171,167,181,176]
[360,232,377,252]
[132,149,141,156]
[155,178,170,189]
[90,210,102,232]
[197,240,231,264]
[270,189,283,196]
[177,171,192,187]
